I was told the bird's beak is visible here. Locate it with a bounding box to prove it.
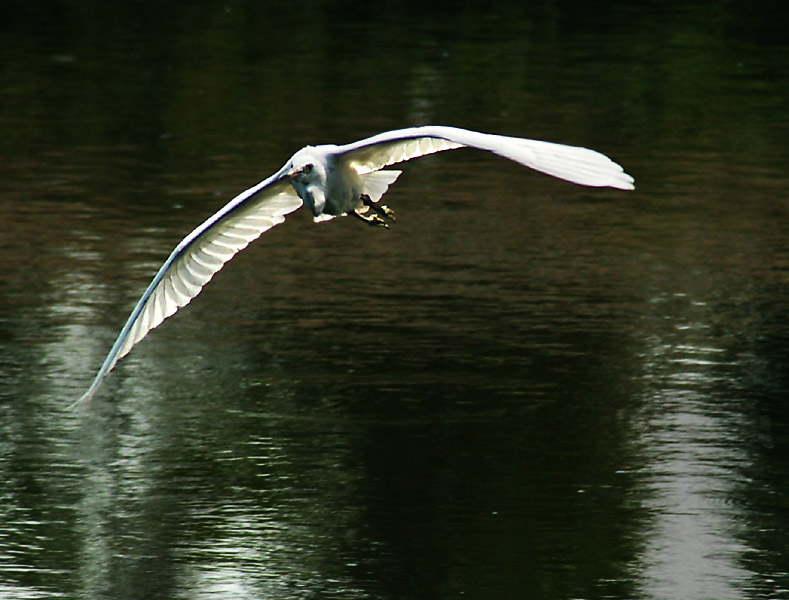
[286,167,301,180]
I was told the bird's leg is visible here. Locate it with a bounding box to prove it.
[352,208,389,229]
[360,194,396,223]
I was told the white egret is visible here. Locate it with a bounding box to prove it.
[76,125,634,404]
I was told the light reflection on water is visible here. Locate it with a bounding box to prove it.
[635,297,752,599]
[1,1,789,599]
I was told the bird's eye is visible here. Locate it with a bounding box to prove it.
[303,163,314,174]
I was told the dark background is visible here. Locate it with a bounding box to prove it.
[1,1,788,599]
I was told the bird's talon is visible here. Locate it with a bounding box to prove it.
[372,216,390,229]
[352,209,389,229]
[360,195,396,224]
[380,205,396,222]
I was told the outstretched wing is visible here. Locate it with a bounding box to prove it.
[77,168,302,405]
[336,125,634,190]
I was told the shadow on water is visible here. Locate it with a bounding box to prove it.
[1,1,788,598]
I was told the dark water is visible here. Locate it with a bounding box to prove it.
[2,2,789,599]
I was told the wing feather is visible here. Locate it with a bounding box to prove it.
[336,125,634,190]
[343,133,463,174]
[77,170,302,405]
[361,170,402,203]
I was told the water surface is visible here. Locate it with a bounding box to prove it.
[1,2,788,599]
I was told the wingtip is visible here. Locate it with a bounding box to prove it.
[605,162,635,191]
[624,173,636,191]
[616,175,636,191]
[68,380,100,410]
[67,392,91,411]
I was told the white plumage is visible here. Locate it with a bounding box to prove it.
[76,125,634,404]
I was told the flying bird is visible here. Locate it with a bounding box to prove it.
[76,125,634,404]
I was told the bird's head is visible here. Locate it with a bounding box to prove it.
[287,161,315,182]
[286,147,325,185]
[285,147,328,216]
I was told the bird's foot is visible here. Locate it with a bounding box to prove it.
[375,204,397,222]
[352,209,390,229]
[361,194,396,223]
